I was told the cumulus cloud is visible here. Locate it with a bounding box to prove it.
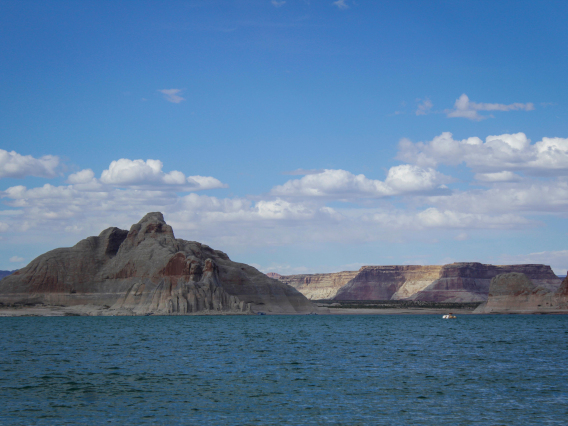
[0,180,552,257]
[67,169,95,184]
[398,132,568,176]
[271,166,452,199]
[158,89,185,104]
[445,94,534,121]
[416,98,433,116]
[9,256,24,263]
[0,149,59,179]
[3,138,568,259]
[99,159,227,190]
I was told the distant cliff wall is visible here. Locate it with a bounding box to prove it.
[277,271,359,300]
[278,263,562,303]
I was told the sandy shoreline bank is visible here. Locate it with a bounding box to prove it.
[0,305,478,317]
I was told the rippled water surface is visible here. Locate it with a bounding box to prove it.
[1,315,567,425]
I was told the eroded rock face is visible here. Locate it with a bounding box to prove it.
[405,263,560,302]
[280,263,561,303]
[0,213,315,315]
[277,271,359,300]
[474,272,568,314]
[334,266,443,301]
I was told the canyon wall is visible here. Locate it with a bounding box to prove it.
[277,271,359,300]
[0,213,316,315]
[277,263,561,303]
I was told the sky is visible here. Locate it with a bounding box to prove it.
[1,0,568,275]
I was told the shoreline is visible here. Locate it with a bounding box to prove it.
[1,305,565,317]
[0,305,479,316]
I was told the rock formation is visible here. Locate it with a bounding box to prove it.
[266,272,282,279]
[474,272,568,313]
[277,271,359,300]
[279,263,561,303]
[403,263,560,302]
[0,213,316,315]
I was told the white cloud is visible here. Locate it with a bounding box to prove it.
[271,0,285,7]
[416,98,433,116]
[398,132,568,176]
[3,141,568,259]
[67,169,95,184]
[0,180,550,255]
[0,149,59,179]
[415,208,529,229]
[99,159,227,190]
[158,89,185,104]
[332,0,349,9]
[424,180,568,215]
[474,171,521,182]
[66,169,104,191]
[9,256,24,263]
[271,166,452,199]
[446,94,534,121]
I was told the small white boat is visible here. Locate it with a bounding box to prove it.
[442,313,456,319]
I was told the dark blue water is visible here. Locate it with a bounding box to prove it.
[0,315,567,425]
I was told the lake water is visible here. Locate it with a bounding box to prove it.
[0,315,567,425]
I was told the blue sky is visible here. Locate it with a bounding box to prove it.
[1,0,568,274]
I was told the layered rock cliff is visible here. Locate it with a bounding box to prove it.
[279,263,561,303]
[277,271,359,300]
[403,263,560,302]
[0,213,316,315]
[474,273,568,313]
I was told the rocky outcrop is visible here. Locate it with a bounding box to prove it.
[334,266,442,301]
[405,263,560,302]
[277,271,359,300]
[474,272,568,313]
[0,213,316,315]
[280,263,561,303]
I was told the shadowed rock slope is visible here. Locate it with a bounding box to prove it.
[0,213,315,315]
[278,263,561,303]
[474,272,568,313]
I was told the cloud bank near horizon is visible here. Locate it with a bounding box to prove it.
[2,131,567,270]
